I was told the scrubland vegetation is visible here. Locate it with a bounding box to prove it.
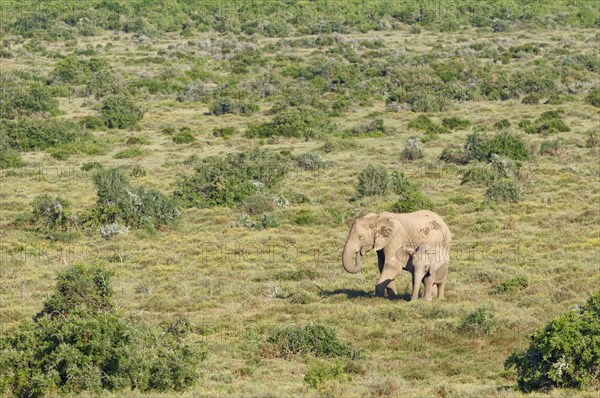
[0,1,598,397]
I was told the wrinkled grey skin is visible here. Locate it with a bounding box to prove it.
[342,210,451,300]
[406,242,449,301]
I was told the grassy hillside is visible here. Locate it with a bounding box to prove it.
[0,1,599,397]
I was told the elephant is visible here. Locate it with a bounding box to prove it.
[341,210,451,300]
[406,242,449,301]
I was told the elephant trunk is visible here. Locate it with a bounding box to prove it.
[411,269,425,301]
[342,241,362,274]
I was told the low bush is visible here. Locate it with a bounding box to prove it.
[400,137,424,161]
[304,361,348,389]
[242,194,275,215]
[485,180,522,203]
[265,324,361,359]
[79,168,179,229]
[0,119,90,151]
[388,190,433,213]
[113,146,147,159]
[439,147,470,164]
[408,115,451,135]
[464,131,529,162]
[291,209,321,225]
[173,130,196,144]
[357,165,389,197]
[540,139,563,156]
[497,276,528,293]
[505,291,600,391]
[458,307,497,334]
[100,95,144,129]
[296,152,329,170]
[174,148,290,208]
[30,194,72,230]
[233,212,280,229]
[344,118,387,137]
[585,87,600,107]
[245,106,335,139]
[209,98,258,116]
[494,119,511,130]
[0,263,203,397]
[0,82,60,119]
[442,116,471,130]
[520,111,571,135]
[461,166,496,185]
[213,126,236,139]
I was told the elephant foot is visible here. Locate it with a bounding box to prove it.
[386,287,399,300]
[375,280,392,298]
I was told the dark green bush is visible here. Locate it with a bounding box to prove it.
[494,119,511,130]
[0,119,90,151]
[209,98,258,116]
[389,190,433,213]
[585,87,600,107]
[245,106,334,139]
[291,209,321,225]
[113,146,147,159]
[0,82,59,119]
[458,307,497,334]
[505,291,600,392]
[80,168,179,229]
[461,166,497,185]
[442,116,471,130]
[439,148,470,164]
[520,111,571,135]
[485,180,522,203]
[174,149,290,208]
[30,194,72,230]
[357,165,389,197]
[344,118,387,137]
[266,324,361,359]
[497,276,528,293]
[0,263,203,398]
[100,96,144,129]
[464,131,529,162]
[173,130,196,144]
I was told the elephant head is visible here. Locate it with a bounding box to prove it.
[342,213,401,274]
[408,242,449,300]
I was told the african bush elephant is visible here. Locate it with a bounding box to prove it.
[406,242,450,301]
[341,210,451,300]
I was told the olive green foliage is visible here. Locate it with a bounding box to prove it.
[356,165,389,197]
[113,146,147,159]
[459,307,497,334]
[505,291,600,392]
[585,87,600,107]
[245,106,334,139]
[0,119,90,151]
[0,81,59,119]
[304,361,348,388]
[519,111,571,135]
[400,137,424,161]
[408,115,451,135]
[242,194,275,215]
[173,130,196,144]
[80,168,179,229]
[344,118,387,137]
[296,152,330,170]
[0,264,203,398]
[100,96,144,129]
[50,55,110,84]
[266,324,361,359]
[464,131,530,162]
[540,138,563,156]
[442,116,471,130]
[485,180,522,203]
[174,149,290,208]
[30,194,72,230]
[213,126,236,139]
[209,98,258,116]
[497,276,528,293]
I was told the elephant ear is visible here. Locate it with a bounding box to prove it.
[373,216,401,251]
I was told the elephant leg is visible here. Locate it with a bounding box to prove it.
[431,284,438,298]
[377,250,398,298]
[375,264,398,298]
[423,276,435,301]
[438,279,446,299]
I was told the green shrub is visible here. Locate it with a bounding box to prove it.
[30,194,72,230]
[494,119,511,130]
[389,190,433,213]
[100,96,144,129]
[585,87,600,107]
[345,118,387,137]
[0,147,24,168]
[173,130,196,144]
[497,276,528,293]
[296,152,329,170]
[520,111,571,135]
[291,209,321,225]
[213,127,236,139]
[485,180,522,203]
[459,307,497,334]
[0,119,90,151]
[80,168,179,229]
[209,98,258,116]
[0,263,203,397]
[113,146,147,159]
[357,165,389,197]
[521,94,540,104]
[0,82,60,119]
[408,115,451,135]
[400,137,424,161]
[174,149,290,208]
[442,116,471,130]
[505,291,600,391]
[266,324,361,359]
[304,361,348,388]
[245,106,334,139]
[464,131,529,162]
[439,148,470,164]
[461,166,496,185]
[233,212,280,229]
